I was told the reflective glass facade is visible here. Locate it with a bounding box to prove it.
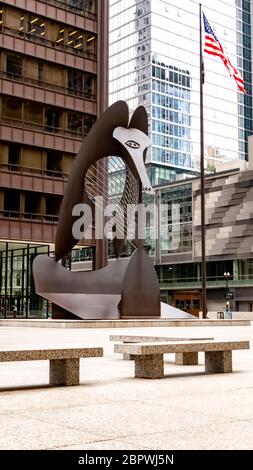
[0,243,94,318]
[109,0,252,180]
[160,183,192,255]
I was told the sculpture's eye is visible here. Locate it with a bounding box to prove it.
[125,140,140,149]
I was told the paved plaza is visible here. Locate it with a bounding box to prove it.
[0,324,252,450]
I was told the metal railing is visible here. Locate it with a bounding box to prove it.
[0,162,69,180]
[0,209,59,223]
[159,274,253,288]
[0,70,96,101]
[0,116,87,140]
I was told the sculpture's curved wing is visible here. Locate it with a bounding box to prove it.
[55,101,129,260]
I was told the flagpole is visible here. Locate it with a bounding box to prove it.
[199,3,207,319]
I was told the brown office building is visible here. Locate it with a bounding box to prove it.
[0,0,108,317]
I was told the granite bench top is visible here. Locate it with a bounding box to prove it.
[110,334,214,342]
[0,347,103,362]
[114,340,250,355]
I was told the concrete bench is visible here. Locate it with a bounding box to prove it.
[110,334,214,365]
[0,347,103,386]
[114,340,249,378]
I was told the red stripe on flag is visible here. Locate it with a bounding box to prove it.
[204,35,245,93]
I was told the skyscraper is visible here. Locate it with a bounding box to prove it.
[109,0,252,185]
[0,0,108,317]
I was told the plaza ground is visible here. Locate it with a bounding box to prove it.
[0,323,252,450]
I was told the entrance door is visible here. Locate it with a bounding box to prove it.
[173,291,201,317]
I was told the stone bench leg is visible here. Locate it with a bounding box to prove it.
[205,351,232,373]
[175,352,199,365]
[135,354,164,379]
[50,358,80,386]
[123,353,135,360]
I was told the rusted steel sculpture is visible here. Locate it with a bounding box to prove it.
[33,101,161,319]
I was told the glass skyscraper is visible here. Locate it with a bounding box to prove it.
[109,0,252,184]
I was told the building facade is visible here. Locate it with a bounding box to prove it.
[0,0,109,317]
[109,0,252,184]
[151,165,253,315]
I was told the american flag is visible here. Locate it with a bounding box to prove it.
[203,12,246,93]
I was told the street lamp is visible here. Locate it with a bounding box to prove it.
[224,272,233,319]
[223,271,230,295]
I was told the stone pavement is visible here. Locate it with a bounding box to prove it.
[0,324,252,450]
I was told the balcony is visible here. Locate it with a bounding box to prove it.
[160,276,253,290]
[0,209,58,243]
[0,72,97,114]
[0,163,67,195]
[0,114,87,138]
[0,210,94,244]
[0,117,84,153]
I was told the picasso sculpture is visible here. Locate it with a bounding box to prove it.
[33,101,161,319]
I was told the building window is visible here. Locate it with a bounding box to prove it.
[46,195,61,218]
[68,113,83,134]
[84,74,95,97]
[56,26,65,45]
[4,190,20,217]
[24,192,41,219]
[19,15,24,34]
[27,15,45,38]
[86,34,96,56]
[4,7,21,31]
[6,54,22,79]
[45,109,60,132]
[46,151,63,176]
[68,70,95,98]
[68,0,80,7]
[8,143,21,170]
[83,115,95,134]
[67,0,96,14]
[68,113,95,136]
[24,102,43,126]
[68,70,83,94]
[67,28,83,50]
[2,97,22,120]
